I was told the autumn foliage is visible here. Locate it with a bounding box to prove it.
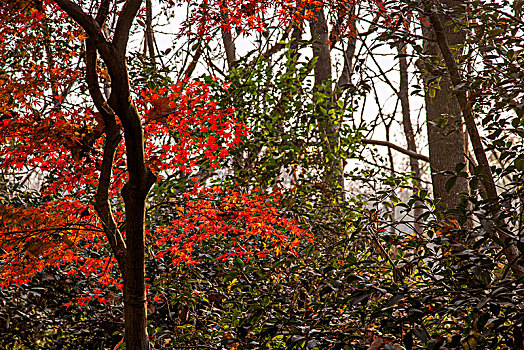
[0,0,312,306]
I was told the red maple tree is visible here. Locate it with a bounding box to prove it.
[0,0,329,347]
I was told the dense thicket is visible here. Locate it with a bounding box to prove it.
[1,0,524,349]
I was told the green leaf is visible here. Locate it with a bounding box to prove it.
[455,162,466,173]
[446,176,457,192]
[234,257,245,270]
[515,159,524,171]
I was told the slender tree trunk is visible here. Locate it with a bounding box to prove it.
[336,31,356,89]
[397,19,422,232]
[53,0,156,347]
[221,2,236,71]
[290,22,302,56]
[336,4,357,90]
[335,6,357,200]
[385,122,396,234]
[184,40,202,77]
[421,0,468,210]
[222,28,236,70]
[310,8,331,88]
[310,7,343,195]
[398,48,420,182]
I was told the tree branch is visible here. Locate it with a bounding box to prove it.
[52,0,113,60]
[184,41,202,77]
[361,139,430,162]
[86,39,127,273]
[144,0,156,64]
[94,132,126,273]
[246,22,302,67]
[114,0,143,53]
[260,24,292,59]
[95,0,111,24]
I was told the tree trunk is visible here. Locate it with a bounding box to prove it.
[335,6,357,200]
[52,0,156,347]
[397,17,422,233]
[222,27,236,70]
[310,8,331,88]
[398,47,420,183]
[421,0,468,210]
[221,1,236,71]
[425,1,523,275]
[109,66,156,350]
[122,182,150,350]
[310,7,343,194]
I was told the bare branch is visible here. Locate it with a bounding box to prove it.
[184,42,202,77]
[361,139,430,162]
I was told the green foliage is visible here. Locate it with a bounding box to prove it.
[214,44,363,193]
[0,269,121,349]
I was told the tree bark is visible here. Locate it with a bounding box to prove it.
[108,60,156,350]
[425,1,523,275]
[426,3,497,200]
[85,0,127,275]
[336,4,357,90]
[53,0,155,348]
[221,2,236,71]
[184,39,202,77]
[222,28,236,70]
[421,0,468,210]
[398,48,420,182]
[86,39,127,274]
[310,8,331,89]
[310,6,343,194]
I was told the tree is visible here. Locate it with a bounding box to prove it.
[0,0,312,348]
[420,0,470,210]
[423,0,523,274]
